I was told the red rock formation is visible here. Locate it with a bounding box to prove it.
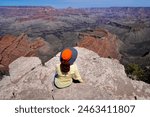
[78,28,121,60]
[0,33,46,71]
[18,16,56,22]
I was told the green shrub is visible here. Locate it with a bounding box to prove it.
[126,63,144,80]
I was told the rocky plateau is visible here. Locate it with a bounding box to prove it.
[0,47,150,100]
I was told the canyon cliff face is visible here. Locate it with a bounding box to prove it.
[78,29,122,60]
[0,47,150,100]
[0,7,149,68]
[0,33,49,73]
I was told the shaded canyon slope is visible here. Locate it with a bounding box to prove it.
[0,47,150,100]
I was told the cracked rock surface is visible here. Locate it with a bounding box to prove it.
[0,57,53,99]
[0,47,150,99]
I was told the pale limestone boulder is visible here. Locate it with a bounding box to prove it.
[46,47,150,99]
[0,57,53,99]
[9,57,42,83]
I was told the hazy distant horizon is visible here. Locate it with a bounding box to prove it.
[0,6,150,9]
[0,0,150,8]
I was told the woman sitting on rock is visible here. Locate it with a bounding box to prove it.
[54,47,83,89]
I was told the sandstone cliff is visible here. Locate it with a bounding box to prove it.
[0,47,150,100]
[78,29,122,60]
[0,33,50,73]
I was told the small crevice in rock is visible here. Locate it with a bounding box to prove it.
[51,89,55,100]
[93,58,96,60]
[31,67,36,71]
[11,92,16,99]
[134,96,137,100]
[52,94,55,100]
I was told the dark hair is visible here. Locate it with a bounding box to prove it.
[60,60,70,73]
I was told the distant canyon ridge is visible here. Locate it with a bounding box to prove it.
[0,7,150,76]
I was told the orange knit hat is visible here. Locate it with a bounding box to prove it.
[61,48,72,61]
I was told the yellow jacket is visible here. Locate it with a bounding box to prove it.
[54,63,83,88]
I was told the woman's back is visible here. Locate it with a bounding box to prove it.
[55,63,83,88]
